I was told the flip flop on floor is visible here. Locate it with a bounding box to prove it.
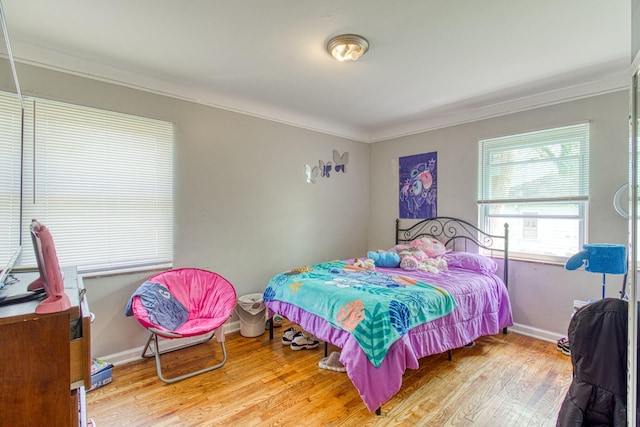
[319,351,346,373]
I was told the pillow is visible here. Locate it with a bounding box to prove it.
[443,251,498,274]
[410,237,446,257]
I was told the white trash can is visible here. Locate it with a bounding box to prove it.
[235,293,266,337]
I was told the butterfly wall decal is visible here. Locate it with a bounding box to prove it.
[305,164,318,184]
[320,160,333,178]
[305,149,350,183]
[333,150,349,173]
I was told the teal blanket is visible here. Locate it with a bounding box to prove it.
[264,261,457,368]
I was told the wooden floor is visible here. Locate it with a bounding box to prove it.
[86,321,572,427]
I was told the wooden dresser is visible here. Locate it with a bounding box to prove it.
[0,267,91,427]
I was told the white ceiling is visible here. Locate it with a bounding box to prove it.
[0,0,632,142]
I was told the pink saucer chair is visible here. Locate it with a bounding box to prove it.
[128,268,236,383]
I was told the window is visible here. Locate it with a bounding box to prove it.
[522,217,538,240]
[0,91,173,274]
[478,123,590,263]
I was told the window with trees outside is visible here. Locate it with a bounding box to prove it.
[0,90,173,275]
[478,123,590,263]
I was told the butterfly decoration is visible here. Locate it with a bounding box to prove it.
[320,160,332,178]
[305,149,349,183]
[305,164,318,184]
[333,150,349,173]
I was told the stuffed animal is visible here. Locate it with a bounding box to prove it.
[398,247,428,261]
[353,258,375,270]
[399,255,419,271]
[419,257,448,273]
[367,250,400,268]
[411,237,446,257]
[389,243,411,254]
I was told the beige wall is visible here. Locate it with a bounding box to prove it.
[369,90,630,338]
[0,59,370,357]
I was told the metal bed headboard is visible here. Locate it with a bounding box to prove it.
[395,216,509,288]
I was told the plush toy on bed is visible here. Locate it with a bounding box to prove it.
[398,246,428,260]
[395,246,427,271]
[367,250,400,268]
[353,258,376,270]
[367,241,448,272]
[389,243,448,273]
[421,257,448,273]
[399,254,420,270]
[410,236,447,258]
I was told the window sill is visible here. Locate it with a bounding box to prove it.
[507,255,565,267]
[78,262,172,279]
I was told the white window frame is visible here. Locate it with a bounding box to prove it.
[0,91,174,275]
[478,123,590,264]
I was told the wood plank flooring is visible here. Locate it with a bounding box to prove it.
[86,321,572,426]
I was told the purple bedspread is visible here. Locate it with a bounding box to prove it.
[264,264,513,412]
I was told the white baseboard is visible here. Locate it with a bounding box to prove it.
[99,320,242,366]
[509,322,565,344]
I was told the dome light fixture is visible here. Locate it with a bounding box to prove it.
[327,34,369,62]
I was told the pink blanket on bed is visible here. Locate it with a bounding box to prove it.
[265,265,512,412]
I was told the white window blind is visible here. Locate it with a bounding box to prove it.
[0,91,174,273]
[478,123,590,261]
[0,94,22,264]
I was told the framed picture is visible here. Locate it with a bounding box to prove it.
[399,152,437,219]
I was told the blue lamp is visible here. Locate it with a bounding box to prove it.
[565,243,627,299]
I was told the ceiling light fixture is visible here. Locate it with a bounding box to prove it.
[327,34,369,62]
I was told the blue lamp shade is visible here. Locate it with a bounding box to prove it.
[565,243,627,274]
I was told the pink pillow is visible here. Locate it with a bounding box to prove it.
[443,251,498,274]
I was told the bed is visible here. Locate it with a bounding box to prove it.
[263,217,513,413]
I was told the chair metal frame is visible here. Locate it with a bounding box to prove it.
[140,326,227,384]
